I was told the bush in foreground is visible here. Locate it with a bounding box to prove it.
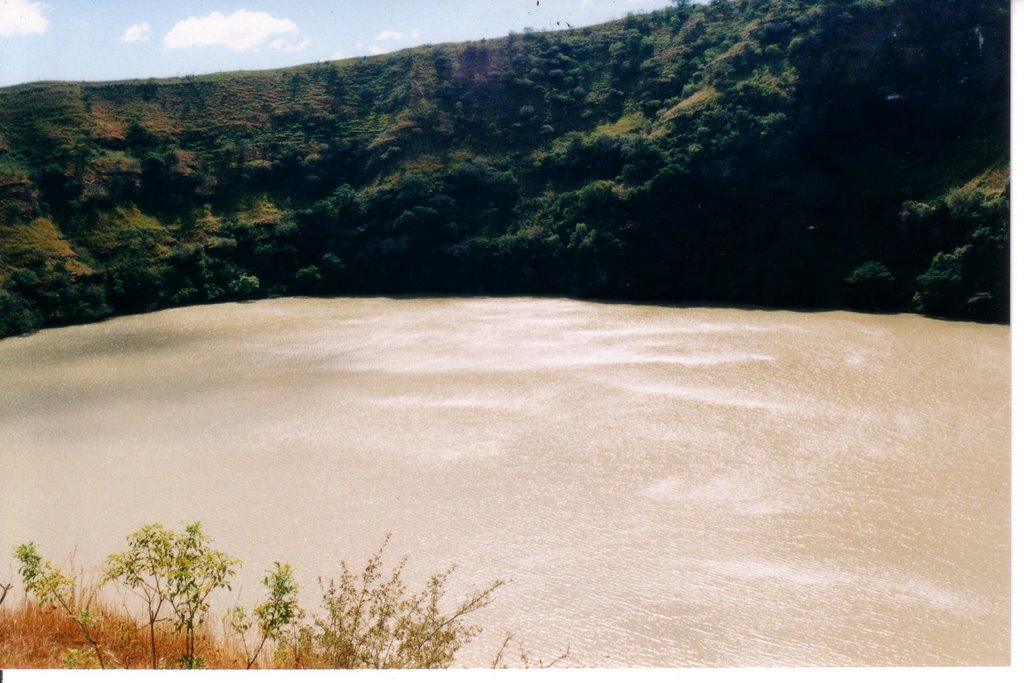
[302,535,503,669]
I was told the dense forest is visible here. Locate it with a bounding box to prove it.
[0,0,1009,336]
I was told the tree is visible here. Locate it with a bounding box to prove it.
[843,260,899,311]
[230,562,301,669]
[105,523,176,669]
[228,274,261,300]
[161,522,238,668]
[0,285,40,336]
[914,249,966,317]
[293,265,323,293]
[104,521,238,669]
[14,543,108,669]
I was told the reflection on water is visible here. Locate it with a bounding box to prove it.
[0,297,1009,666]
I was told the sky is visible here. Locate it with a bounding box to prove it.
[0,0,687,87]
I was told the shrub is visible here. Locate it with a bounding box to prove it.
[914,249,966,317]
[843,260,899,311]
[14,543,108,669]
[0,285,40,336]
[228,274,261,300]
[307,535,504,669]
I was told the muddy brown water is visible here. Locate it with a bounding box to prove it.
[0,297,1009,666]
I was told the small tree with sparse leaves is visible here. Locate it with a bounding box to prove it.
[104,523,175,668]
[230,562,302,669]
[14,543,108,669]
[105,521,238,669]
[163,522,238,668]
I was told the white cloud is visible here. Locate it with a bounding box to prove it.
[367,45,386,55]
[120,21,151,43]
[0,0,48,38]
[329,51,349,61]
[374,29,419,42]
[163,9,298,52]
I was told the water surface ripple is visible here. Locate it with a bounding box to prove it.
[0,297,1009,666]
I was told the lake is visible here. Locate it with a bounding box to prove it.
[0,297,1009,666]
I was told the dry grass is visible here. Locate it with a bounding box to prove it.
[592,111,648,138]
[0,217,95,276]
[661,86,719,120]
[0,597,255,670]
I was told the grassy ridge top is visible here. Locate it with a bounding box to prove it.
[0,0,1010,335]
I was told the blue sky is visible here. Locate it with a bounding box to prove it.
[0,0,686,87]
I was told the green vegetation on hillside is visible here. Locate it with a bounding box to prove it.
[0,0,1009,335]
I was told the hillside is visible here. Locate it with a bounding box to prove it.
[0,0,1009,336]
